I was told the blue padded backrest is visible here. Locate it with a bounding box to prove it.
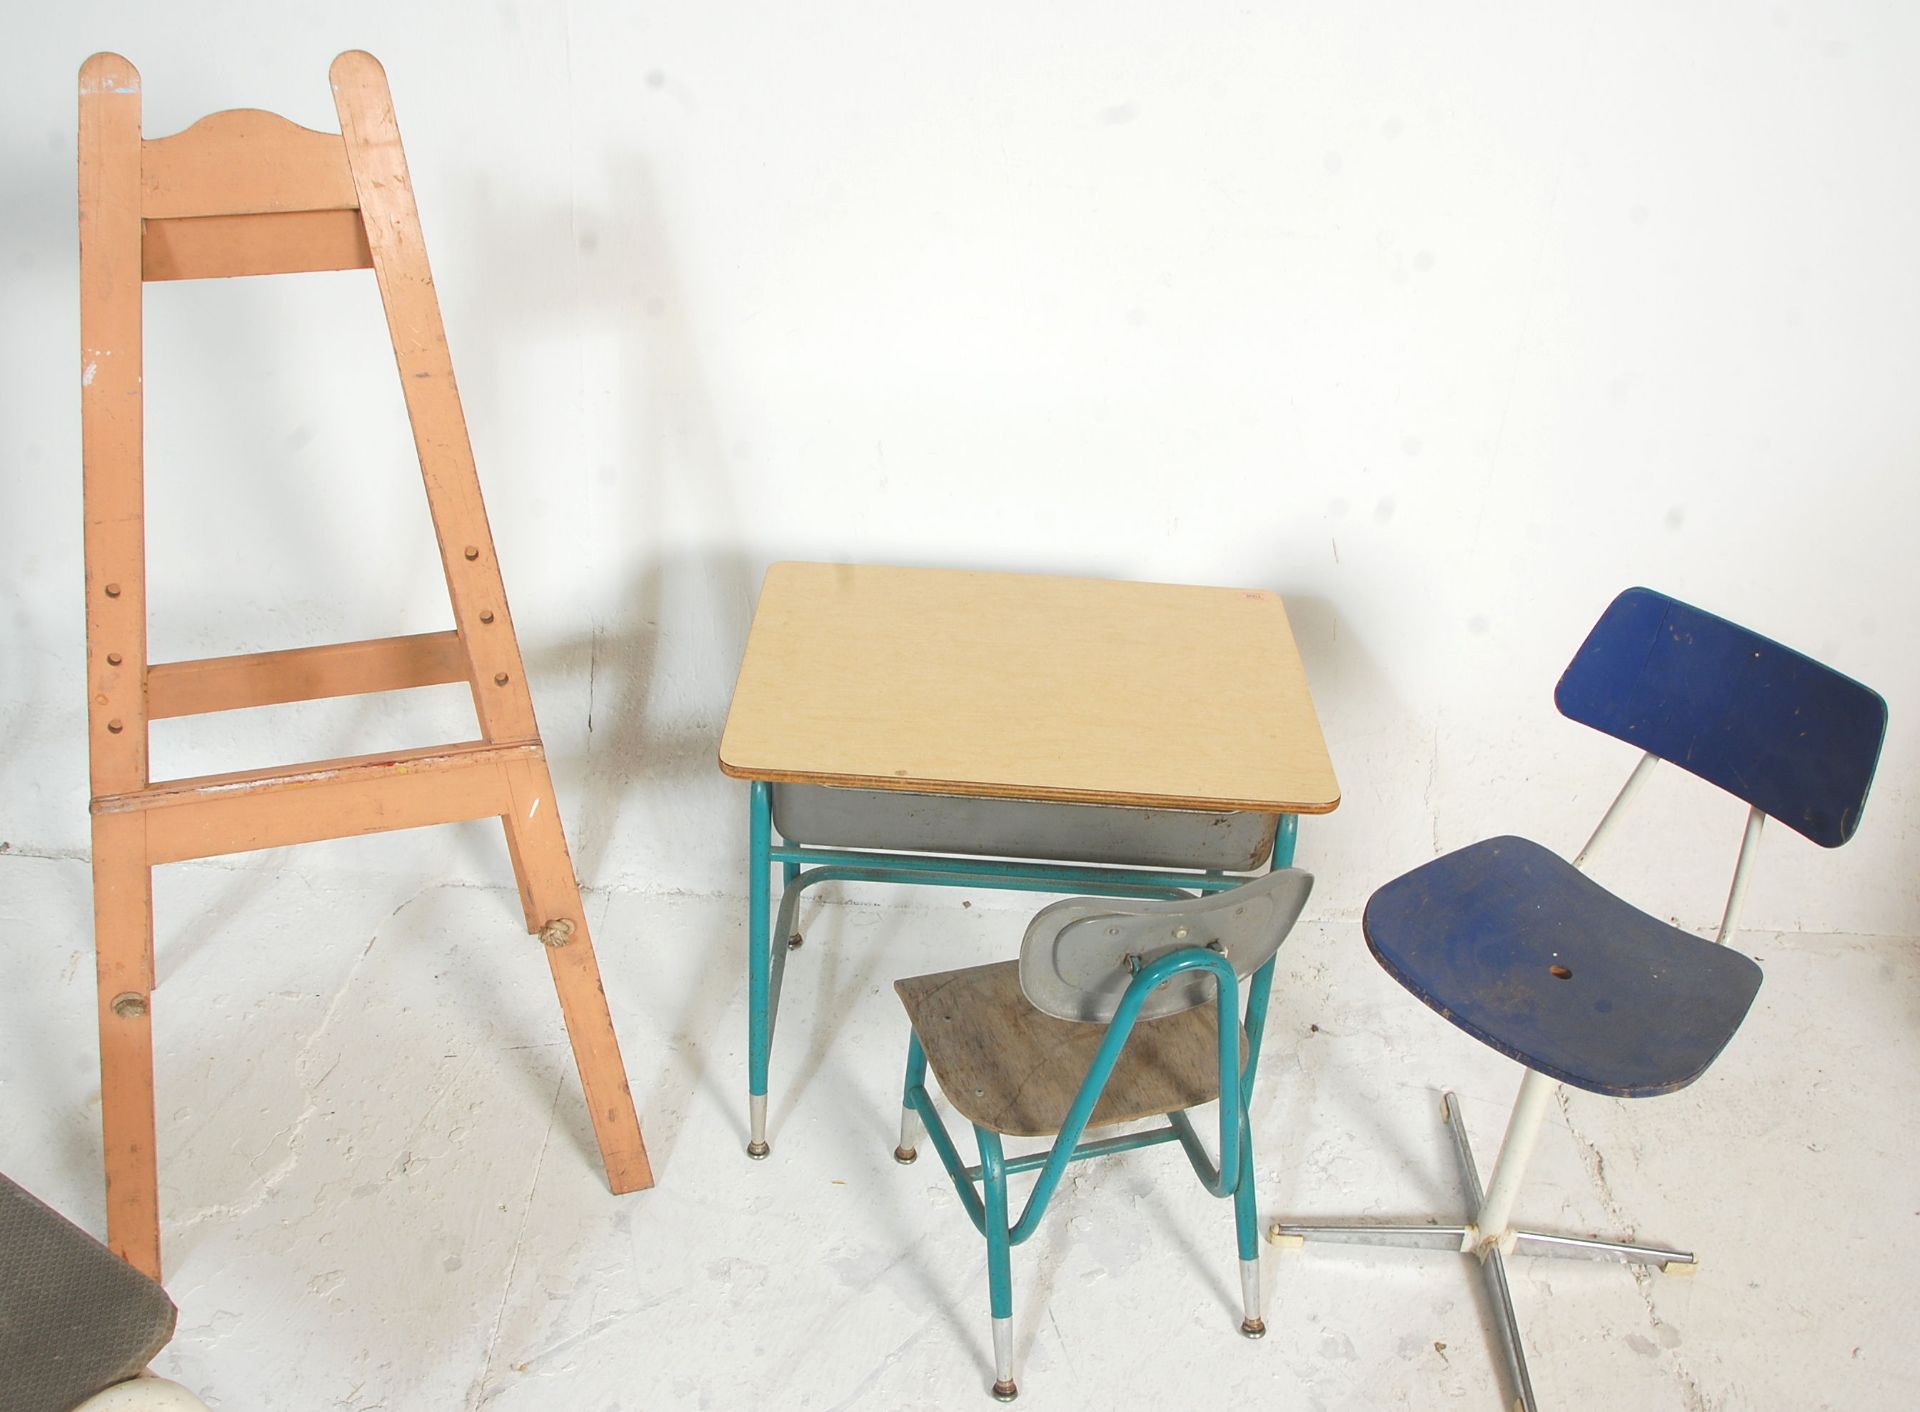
[1554,588,1887,848]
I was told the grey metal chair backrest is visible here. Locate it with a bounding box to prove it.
[1018,868,1315,1023]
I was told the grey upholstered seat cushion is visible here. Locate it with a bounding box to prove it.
[1,1171,177,1412]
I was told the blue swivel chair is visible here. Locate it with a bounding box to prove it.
[893,866,1314,1400]
[1272,588,1888,1410]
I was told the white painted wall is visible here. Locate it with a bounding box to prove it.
[2,2,1914,934]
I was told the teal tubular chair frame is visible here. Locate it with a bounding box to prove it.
[903,947,1275,1232]
[743,778,1298,1157]
[903,946,1278,1400]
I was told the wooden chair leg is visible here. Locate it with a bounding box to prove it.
[91,813,161,1278]
[499,758,654,1193]
[499,814,543,933]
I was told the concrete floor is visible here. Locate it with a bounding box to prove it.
[2,850,1915,1410]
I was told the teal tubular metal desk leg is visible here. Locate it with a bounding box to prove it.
[895,1028,928,1165]
[747,781,773,1158]
[1273,812,1299,872]
[1236,814,1291,1332]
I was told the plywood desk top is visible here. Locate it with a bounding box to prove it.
[719,563,1340,814]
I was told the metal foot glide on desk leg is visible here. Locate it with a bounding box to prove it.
[747,858,825,1164]
[991,1317,1017,1401]
[747,1094,770,1160]
[747,782,775,1161]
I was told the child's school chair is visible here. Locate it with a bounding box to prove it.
[892,866,1314,1400]
[1272,587,1888,1411]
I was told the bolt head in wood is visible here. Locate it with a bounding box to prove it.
[107,652,123,666]
[111,992,147,1019]
[107,719,124,734]
[539,917,576,948]
[463,545,479,560]
[494,672,510,686]
[479,610,495,624]
[104,583,121,597]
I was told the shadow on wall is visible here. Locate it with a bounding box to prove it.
[1247,586,1434,913]
[465,148,762,886]
[0,146,84,768]
[517,551,757,890]
[1281,589,1407,765]
[1225,589,1444,1228]
[59,135,760,910]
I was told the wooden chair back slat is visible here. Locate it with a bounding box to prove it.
[141,109,359,219]
[142,210,372,281]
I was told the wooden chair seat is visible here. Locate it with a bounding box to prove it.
[895,961,1246,1138]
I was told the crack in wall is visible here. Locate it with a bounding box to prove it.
[1425,723,1442,856]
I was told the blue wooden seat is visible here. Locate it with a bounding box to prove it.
[1274,588,1887,1412]
[1365,836,1763,1097]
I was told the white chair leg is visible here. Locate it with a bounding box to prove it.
[1467,1067,1557,1255]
